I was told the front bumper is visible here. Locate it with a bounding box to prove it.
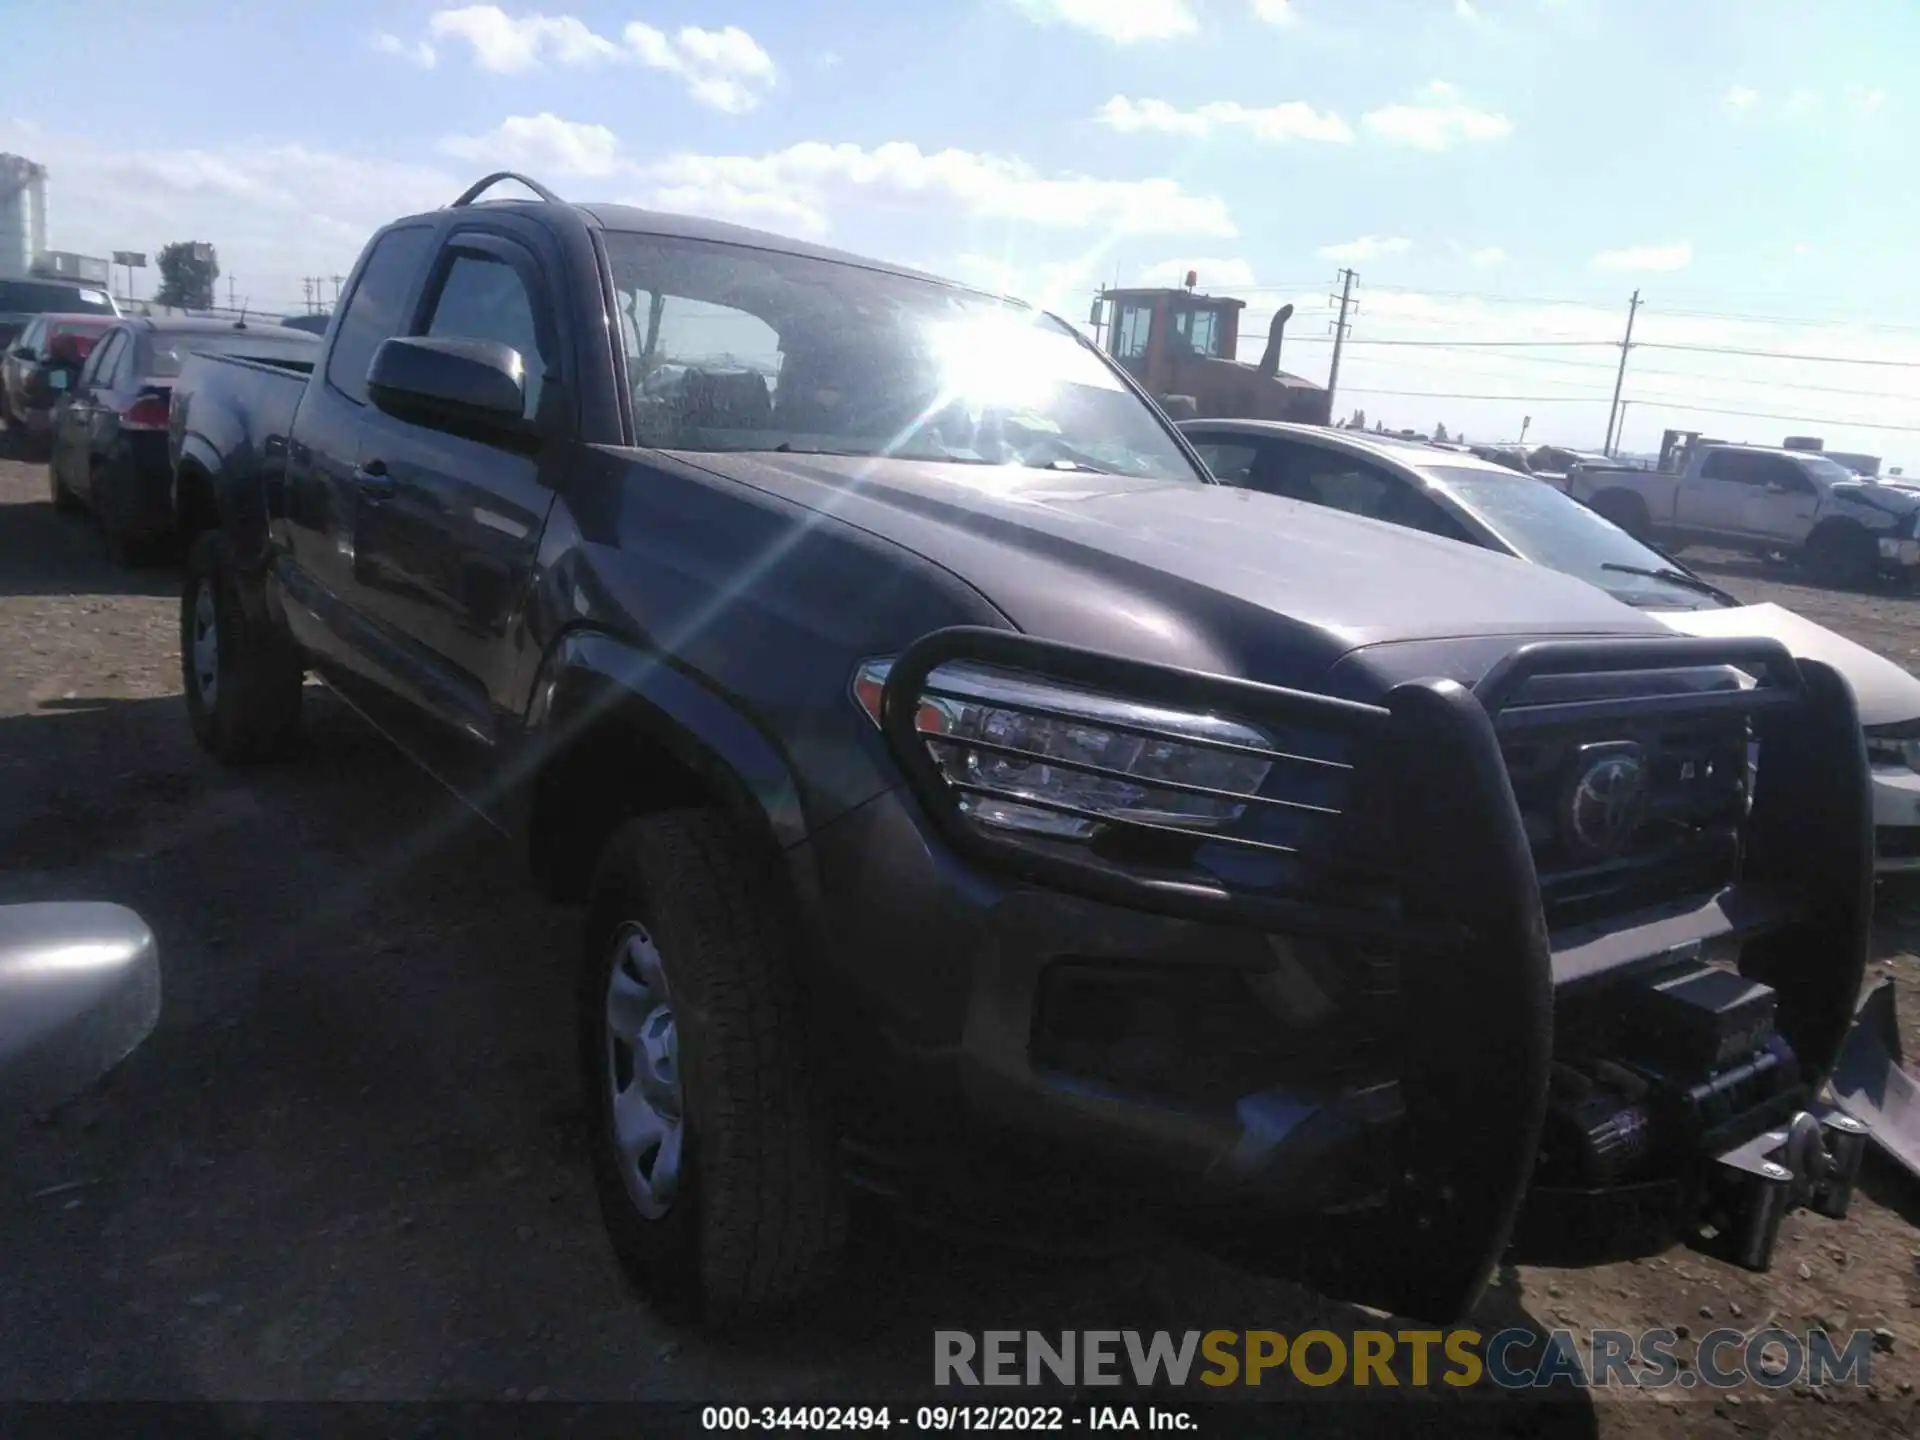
[801,628,1871,1321]
[1871,761,1920,872]
[1878,536,1920,569]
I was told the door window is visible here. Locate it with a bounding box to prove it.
[1752,456,1813,492]
[1245,441,1470,540]
[326,224,433,405]
[1191,440,1258,482]
[1112,302,1153,362]
[15,318,45,355]
[422,251,553,421]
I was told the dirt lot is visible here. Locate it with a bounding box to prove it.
[3,445,1919,1435]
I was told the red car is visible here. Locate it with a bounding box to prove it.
[1,313,115,448]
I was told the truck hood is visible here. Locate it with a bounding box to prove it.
[1652,602,1920,727]
[670,451,1668,692]
[1830,478,1920,519]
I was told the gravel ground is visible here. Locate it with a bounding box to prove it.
[3,444,1918,1435]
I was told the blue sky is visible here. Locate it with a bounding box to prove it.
[4,0,1916,459]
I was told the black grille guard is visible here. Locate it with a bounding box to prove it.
[879,626,1872,1320]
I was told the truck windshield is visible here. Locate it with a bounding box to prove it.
[603,232,1202,482]
[1424,466,1731,610]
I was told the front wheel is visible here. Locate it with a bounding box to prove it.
[580,809,846,1330]
[181,531,306,762]
[1803,525,1877,590]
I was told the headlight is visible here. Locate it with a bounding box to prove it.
[853,658,1275,839]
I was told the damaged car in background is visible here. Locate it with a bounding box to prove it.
[169,171,1877,1330]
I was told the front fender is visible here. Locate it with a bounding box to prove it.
[526,628,809,853]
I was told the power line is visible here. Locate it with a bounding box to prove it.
[1282,335,1618,349]
[1342,387,1613,402]
[1625,395,1920,434]
[1233,281,1920,336]
[1635,342,1920,369]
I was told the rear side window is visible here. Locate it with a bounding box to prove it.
[15,318,45,353]
[327,225,433,404]
[80,330,125,387]
[1699,450,1756,484]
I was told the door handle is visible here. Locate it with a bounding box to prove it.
[354,459,395,500]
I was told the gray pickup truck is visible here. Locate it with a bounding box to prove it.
[165,171,1875,1332]
[1568,437,1920,588]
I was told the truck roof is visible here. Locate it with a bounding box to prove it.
[396,183,991,301]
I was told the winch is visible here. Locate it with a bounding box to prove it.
[1533,954,1867,1271]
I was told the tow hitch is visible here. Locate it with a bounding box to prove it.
[1707,1104,1868,1271]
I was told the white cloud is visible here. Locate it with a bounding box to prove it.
[1319,235,1412,262]
[1785,87,1823,115]
[1723,85,1759,113]
[1453,0,1481,21]
[1012,0,1199,43]
[373,32,438,67]
[0,119,456,311]
[1465,245,1506,267]
[1361,81,1513,150]
[427,6,621,70]
[1844,84,1888,116]
[439,113,625,176]
[1251,0,1298,25]
[941,252,1108,311]
[1097,95,1354,143]
[1592,240,1694,272]
[1137,257,1257,289]
[625,21,777,114]
[407,7,777,112]
[637,140,1238,240]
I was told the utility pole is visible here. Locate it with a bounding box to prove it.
[1604,289,1641,456]
[1326,268,1358,412]
[302,277,315,314]
[228,277,236,310]
[1088,288,1106,349]
[331,275,344,309]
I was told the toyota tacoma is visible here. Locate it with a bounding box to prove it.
[168,173,1874,1330]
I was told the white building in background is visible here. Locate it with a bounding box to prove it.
[0,154,50,280]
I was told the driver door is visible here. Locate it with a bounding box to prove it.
[1744,454,1821,544]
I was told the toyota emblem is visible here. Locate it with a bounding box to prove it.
[1560,741,1650,861]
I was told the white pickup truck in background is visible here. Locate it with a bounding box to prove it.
[1566,432,1920,588]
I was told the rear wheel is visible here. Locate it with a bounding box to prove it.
[181,530,306,762]
[1588,489,1653,543]
[581,809,846,1329]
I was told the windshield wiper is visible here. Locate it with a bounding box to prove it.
[1599,562,1738,605]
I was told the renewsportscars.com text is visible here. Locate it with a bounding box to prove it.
[934,1327,1878,1391]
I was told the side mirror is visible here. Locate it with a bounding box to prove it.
[367,335,529,438]
[0,902,160,1116]
[9,345,34,362]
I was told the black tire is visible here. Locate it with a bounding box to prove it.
[1588,489,1652,543]
[1803,524,1876,589]
[580,809,846,1330]
[181,530,306,762]
[47,452,82,513]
